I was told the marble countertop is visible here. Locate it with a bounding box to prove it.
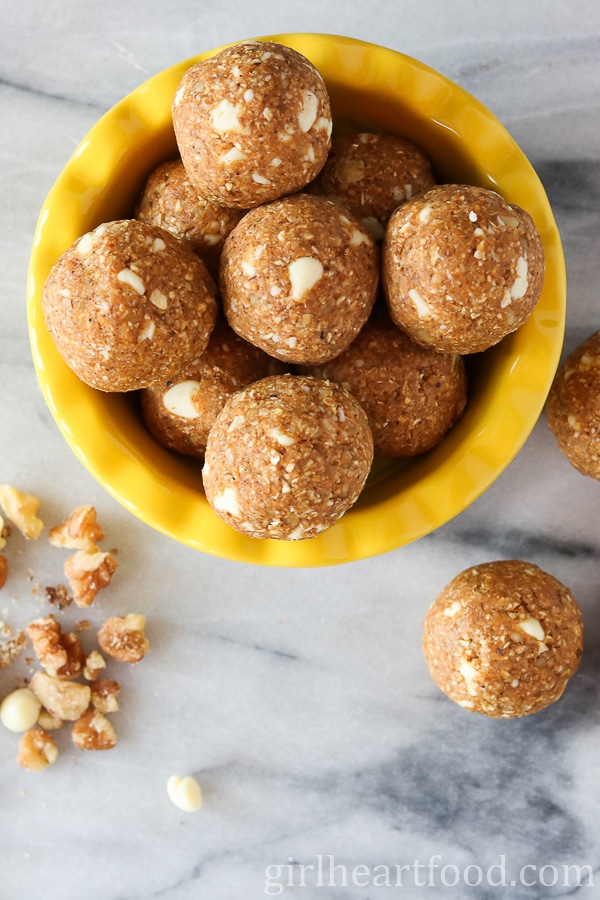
[2,1,600,897]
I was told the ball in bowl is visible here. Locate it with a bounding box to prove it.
[27,34,565,566]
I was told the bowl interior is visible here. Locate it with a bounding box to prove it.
[27,33,565,566]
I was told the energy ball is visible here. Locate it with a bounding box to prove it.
[307,310,467,457]
[202,374,374,540]
[546,330,600,479]
[423,560,583,718]
[172,40,332,209]
[134,159,245,277]
[382,184,545,354]
[141,319,287,458]
[43,220,218,392]
[219,193,379,365]
[309,132,436,240]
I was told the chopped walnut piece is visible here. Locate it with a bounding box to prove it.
[49,505,105,551]
[75,619,93,633]
[17,728,58,771]
[97,613,150,663]
[0,485,43,540]
[71,709,117,751]
[26,615,66,676]
[83,650,106,681]
[37,710,64,731]
[29,671,91,721]
[64,549,118,608]
[26,615,84,680]
[0,624,27,669]
[45,584,72,610]
[91,678,121,713]
[0,554,7,590]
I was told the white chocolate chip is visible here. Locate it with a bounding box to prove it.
[298,90,318,132]
[211,99,246,133]
[167,775,203,813]
[152,237,166,252]
[510,256,529,299]
[418,205,433,224]
[408,288,434,318]
[350,229,370,247]
[243,88,254,102]
[443,600,462,617]
[76,232,95,255]
[138,319,156,342]
[458,658,480,696]
[221,146,247,164]
[241,261,256,277]
[252,173,270,184]
[288,256,323,300]
[213,488,240,517]
[518,617,545,641]
[149,289,168,310]
[163,381,202,419]
[117,268,146,295]
[270,157,282,167]
[0,689,42,733]
[269,428,296,447]
[469,210,478,222]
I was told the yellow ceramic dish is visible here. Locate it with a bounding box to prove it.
[27,34,565,567]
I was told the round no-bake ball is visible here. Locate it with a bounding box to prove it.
[172,40,332,209]
[546,330,600,479]
[309,132,436,240]
[219,193,379,365]
[42,220,218,392]
[202,374,374,540]
[382,184,545,354]
[134,159,245,277]
[141,319,287,458]
[307,310,467,457]
[423,560,583,718]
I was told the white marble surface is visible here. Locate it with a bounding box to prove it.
[2,1,600,897]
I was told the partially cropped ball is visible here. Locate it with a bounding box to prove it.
[141,319,286,458]
[42,220,218,392]
[309,132,435,240]
[134,159,245,277]
[220,193,379,365]
[172,40,332,208]
[382,184,545,354]
[546,331,600,479]
[423,560,583,718]
[307,309,467,457]
[202,374,374,540]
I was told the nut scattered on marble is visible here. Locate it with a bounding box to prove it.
[97,614,150,663]
[17,728,58,771]
[0,485,44,540]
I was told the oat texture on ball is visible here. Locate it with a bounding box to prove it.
[141,318,287,458]
[202,374,374,540]
[134,159,245,277]
[546,330,600,480]
[422,560,583,718]
[307,308,467,457]
[172,40,332,209]
[219,193,379,365]
[382,184,545,354]
[42,220,218,392]
[309,132,436,240]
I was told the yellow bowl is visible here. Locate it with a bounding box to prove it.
[27,34,565,567]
